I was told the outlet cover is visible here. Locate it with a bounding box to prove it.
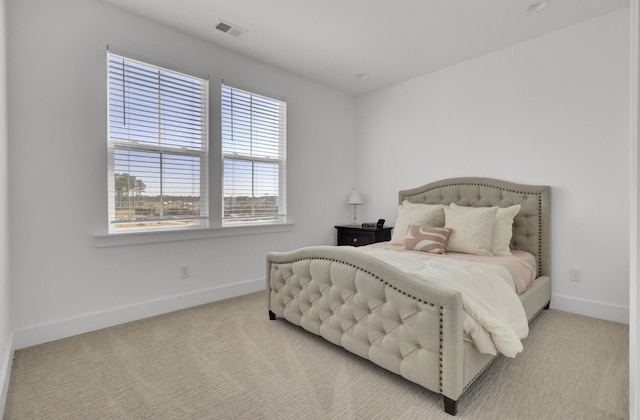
[569,268,581,282]
[180,265,190,279]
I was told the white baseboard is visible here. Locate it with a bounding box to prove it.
[0,332,14,415]
[13,278,265,350]
[551,293,629,324]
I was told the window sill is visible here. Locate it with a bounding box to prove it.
[93,223,294,248]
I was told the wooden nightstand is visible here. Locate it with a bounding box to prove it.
[335,225,393,247]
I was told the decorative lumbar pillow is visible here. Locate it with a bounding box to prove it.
[389,203,446,245]
[444,204,498,256]
[491,204,521,255]
[402,225,450,254]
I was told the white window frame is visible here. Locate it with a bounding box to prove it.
[221,84,287,226]
[107,52,209,234]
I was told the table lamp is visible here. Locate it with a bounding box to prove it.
[347,190,364,225]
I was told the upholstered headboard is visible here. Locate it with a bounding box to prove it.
[399,177,551,278]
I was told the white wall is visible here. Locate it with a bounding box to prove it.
[356,9,630,323]
[630,0,638,416]
[6,0,356,347]
[0,0,12,412]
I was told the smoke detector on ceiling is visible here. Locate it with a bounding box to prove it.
[215,20,247,38]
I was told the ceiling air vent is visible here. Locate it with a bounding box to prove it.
[215,20,247,38]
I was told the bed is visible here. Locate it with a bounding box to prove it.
[266,177,551,415]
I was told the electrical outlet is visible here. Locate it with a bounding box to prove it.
[569,268,581,283]
[180,265,190,279]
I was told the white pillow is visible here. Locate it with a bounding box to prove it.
[401,201,446,226]
[389,202,446,245]
[448,203,521,255]
[491,204,521,255]
[444,205,498,256]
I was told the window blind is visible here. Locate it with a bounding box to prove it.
[221,85,287,224]
[107,53,209,232]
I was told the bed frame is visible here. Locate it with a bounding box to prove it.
[266,177,551,415]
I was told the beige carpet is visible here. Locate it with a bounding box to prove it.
[4,292,628,419]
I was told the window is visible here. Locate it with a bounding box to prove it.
[107,53,209,233]
[221,85,287,225]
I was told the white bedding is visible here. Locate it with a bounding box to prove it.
[359,247,529,358]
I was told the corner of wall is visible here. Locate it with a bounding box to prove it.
[0,0,12,414]
[0,332,14,415]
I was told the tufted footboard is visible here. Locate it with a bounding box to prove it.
[267,246,470,415]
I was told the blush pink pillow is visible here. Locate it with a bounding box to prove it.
[402,225,451,254]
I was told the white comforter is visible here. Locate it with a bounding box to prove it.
[360,248,528,358]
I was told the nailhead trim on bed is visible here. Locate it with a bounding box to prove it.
[462,354,498,392]
[272,256,441,307]
[439,307,444,394]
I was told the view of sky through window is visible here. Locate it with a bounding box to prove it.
[108,53,208,230]
[221,85,285,223]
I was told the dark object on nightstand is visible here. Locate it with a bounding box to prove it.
[335,225,393,247]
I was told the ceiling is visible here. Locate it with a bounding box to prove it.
[99,0,629,96]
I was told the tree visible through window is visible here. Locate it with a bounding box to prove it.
[221,85,287,224]
[107,53,209,232]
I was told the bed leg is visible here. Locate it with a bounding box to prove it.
[544,301,550,310]
[443,396,457,416]
[268,310,276,320]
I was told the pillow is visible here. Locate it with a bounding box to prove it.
[389,203,446,245]
[444,205,498,256]
[491,204,521,255]
[402,200,446,212]
[448,203,521,255]
[401,201,447,227]
[402,225,450,254]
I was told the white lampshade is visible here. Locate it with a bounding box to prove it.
[347,190,364,205]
